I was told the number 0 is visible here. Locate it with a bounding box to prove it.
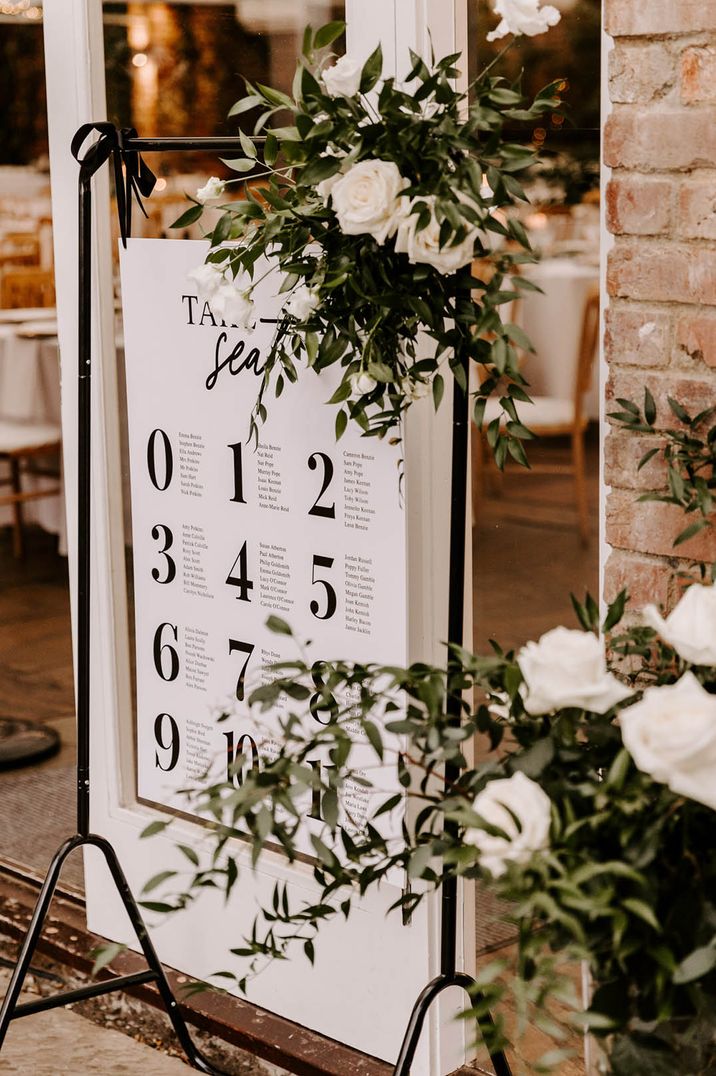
[147,429,173,491]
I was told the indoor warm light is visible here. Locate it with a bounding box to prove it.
[132,52,148,68]
[155,178,167,192]
[525,212,549,231]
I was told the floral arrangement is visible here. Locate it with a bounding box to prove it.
[144,574,716,1074]
[175,13,565,461]
[136,386,716,1074]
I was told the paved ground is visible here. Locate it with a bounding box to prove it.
[0,972,192,1075]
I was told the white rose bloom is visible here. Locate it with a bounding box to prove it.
[187,261,224,299]
[330,159,408,244]
[322,55,363,98]
[351,371,377,395]
[317,172,342,204]
[518,627,633,715]
[210,282,254,329]
[487,0,561,42]
[465,771,551,878]
[284,285,320,321]
[195,176,225,203]
[403,377,430,401]
[643,584,716,667]
[394,197,478,275]
[620,673,716,811]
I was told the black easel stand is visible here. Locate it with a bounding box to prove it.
[0,125,232,1075]
[0,123,510,1076]
[392,351,511,1076]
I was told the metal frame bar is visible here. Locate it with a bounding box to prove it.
[0,124,511,1076]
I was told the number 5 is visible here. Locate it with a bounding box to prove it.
[310,555,337,620]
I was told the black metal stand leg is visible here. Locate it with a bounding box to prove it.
[0,832,230,1074]
[393,972,511,1076]
[0,836,82,1048]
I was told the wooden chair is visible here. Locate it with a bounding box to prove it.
[0,268,56,309]
[472,286,600,545]
[0,421,62,557]
[0,233,40,268]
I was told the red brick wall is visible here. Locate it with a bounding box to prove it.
[603,0,716,611]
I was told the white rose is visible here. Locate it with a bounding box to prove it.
[322,55,363,99]
[317,172,342,204]
[351,372,377,395]
[210,282,254,329]
[487,0,561,41]
[402,376,430,401]
[187,261,224,299]
[196,176,225,203]
[394,197,478,275]
[284,285,320,321]
[518,627,633,715]
[330,159,408,245]
[465,771,551,878]
[643,584,716,667]
[620,673,716,811]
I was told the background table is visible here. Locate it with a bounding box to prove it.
[0,315,66,553]
[520,257,600,419]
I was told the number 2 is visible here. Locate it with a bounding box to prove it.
[308,452,335,519]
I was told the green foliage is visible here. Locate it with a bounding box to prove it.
[612,388,716,549]
[141,583,716,1071]
[185,22,566,465]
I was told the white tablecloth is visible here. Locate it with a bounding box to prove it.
[520,257,600,419]
[0,321,66,552]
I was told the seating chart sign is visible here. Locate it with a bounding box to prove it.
[119,239,407,853]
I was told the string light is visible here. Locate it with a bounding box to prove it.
[1,0,42,19]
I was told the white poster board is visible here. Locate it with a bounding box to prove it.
[120,238,407,851]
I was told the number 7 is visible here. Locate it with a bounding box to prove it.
[228,638,255,701]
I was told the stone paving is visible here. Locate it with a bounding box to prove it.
[0,986,192,1075]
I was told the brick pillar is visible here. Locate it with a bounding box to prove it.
[603,0,716,611]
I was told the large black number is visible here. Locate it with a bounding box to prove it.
[228,638,255,701]
[306,759,336,821]
[225,541,254,602]
[150,524,176,584]
[228,441,246,504]
[223,731,259,787]
[310,554,336,620]
[147,429,173,491]
[154,713,180,771]
[308,452,335,519]
[153,622,179,682]
[309,661,339,725]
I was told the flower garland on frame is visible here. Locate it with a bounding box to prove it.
[177,13,565,466]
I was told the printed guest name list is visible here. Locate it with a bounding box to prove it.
[120,239,407,854]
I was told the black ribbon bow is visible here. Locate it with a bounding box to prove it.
[71,122,156,248]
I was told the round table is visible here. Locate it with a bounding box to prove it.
[520,256,600,419]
